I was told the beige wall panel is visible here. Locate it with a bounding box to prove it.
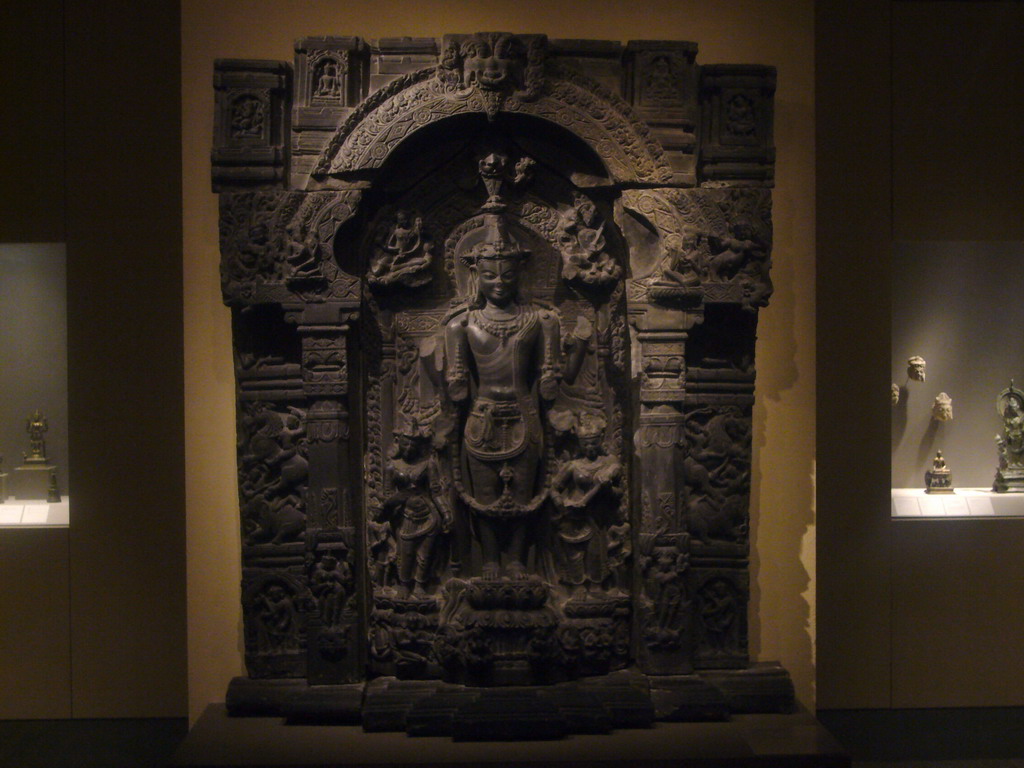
[65,0,187,717]
[0,529,72,719]
[182,0,816,722]
[892,520,1024,708]
[892,2,1024,241]
[0,0,65,242]
[815,0,893,709]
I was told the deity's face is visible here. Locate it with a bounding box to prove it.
[475,257,520,307]
[655,551,674,572]
[579,434,603,460]
[907,356,926,382]
[395,433,415,460]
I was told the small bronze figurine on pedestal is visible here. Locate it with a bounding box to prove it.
[47,468,62,503]
[994,381,1024,492]
[25,409,49,463]
[925,451,953,494]
[14,409,58,501]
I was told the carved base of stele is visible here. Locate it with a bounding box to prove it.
[993,467,1024,493]
[224,662,794,737]
[363,669,653,739]
[699,662,796,714]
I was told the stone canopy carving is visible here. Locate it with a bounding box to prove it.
[214,33,787,737]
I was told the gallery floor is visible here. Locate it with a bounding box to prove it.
[2,710,1024,768]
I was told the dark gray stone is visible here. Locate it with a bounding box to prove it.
[649,674,729,721]
[213,30,787,735]
[224,676,306,716]
[701,661,796,714]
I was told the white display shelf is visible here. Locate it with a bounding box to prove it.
[891,488,1024,519]
[0,497,70,527]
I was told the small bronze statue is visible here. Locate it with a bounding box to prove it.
[46,468,61,503]
[925,451,953,494]
[994,380,1024,492]
[25,409,49,463]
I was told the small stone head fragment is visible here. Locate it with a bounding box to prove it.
[932,392,953,421]
[891,382,900,406]
[907,356,926,382]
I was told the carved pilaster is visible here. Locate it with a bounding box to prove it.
[635,407,691,674]
[630,305,702,675]
[291,311,363,683]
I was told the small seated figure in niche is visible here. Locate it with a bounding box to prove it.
[642,54,677,102]
[549,412,624,596]
[379,418,449,597]
[368,210,434,289]
[311,552,352,627]
[656,225,703,289]
[557,193,621,289]
[907,356,926,383]
[315,60,342,99]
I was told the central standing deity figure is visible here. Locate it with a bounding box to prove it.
[444,209,587,580]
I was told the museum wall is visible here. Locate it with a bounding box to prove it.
[817,0,1024,709]
[0,0,187,718]
[181,0,817,722]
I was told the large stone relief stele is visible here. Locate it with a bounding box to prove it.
[216,33,789,737]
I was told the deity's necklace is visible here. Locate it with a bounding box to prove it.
[474,302,531,343]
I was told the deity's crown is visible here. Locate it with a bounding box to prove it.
[394,415,429,440]
[460,213,529,267]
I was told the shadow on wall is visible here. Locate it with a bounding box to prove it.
[747,196,814,707]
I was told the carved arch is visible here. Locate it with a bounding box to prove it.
[309,63,674,186]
